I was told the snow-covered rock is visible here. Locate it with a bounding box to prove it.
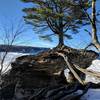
[81,89,100,100]
[81,57,100,100]
[85,59,100,84]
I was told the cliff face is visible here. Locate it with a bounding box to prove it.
[0,46,98,100]
[1,54,67,100]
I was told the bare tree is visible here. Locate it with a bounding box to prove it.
[80,0,100,51]
[91,0,100,51]
[0,19,27,80]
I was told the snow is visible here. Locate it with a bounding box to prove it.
[85,59,100,84]
[0,52,29,73]
[81,89,100,100]
[0,50,43,73]
[64,56,100,100]
[81,57,100,100]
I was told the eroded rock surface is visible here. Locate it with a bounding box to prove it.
[0,46,98,100]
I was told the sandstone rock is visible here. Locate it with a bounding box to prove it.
[1,45,98,100]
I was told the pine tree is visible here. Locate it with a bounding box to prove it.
[21,0,89,47]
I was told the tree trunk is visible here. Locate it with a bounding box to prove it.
[58,33,64,47]
[92,0,100,51]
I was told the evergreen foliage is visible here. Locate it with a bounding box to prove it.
[21,0,90,46]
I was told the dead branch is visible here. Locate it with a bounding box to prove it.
[0,19,26,76]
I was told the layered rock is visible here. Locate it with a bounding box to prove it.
[0,46,98,100]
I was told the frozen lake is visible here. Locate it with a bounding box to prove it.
[0,52,28,73]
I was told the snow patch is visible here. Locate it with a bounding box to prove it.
[0,52,29,73]
[81,89,100,100]
[85,59,100,84]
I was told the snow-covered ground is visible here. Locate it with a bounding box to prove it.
[81,89,100,100]
[0,52,29,73]
[64,57,100,100]
[0,50,42,73]
[81,58,100,100]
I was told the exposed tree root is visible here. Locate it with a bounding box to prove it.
[56,52,85,85]
[56,52,100,85]
[74,64,100,79]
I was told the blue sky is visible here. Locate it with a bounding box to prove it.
[0,0,100,49]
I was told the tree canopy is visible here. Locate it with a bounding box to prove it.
[21,0,90,46]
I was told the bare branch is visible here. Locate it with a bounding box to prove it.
[0,19,26,77]
[84,29,92,37]
[84,43,93,50]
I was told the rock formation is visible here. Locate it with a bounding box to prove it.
[0,45,98,100]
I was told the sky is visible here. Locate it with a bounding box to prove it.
[0,0,100,49]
